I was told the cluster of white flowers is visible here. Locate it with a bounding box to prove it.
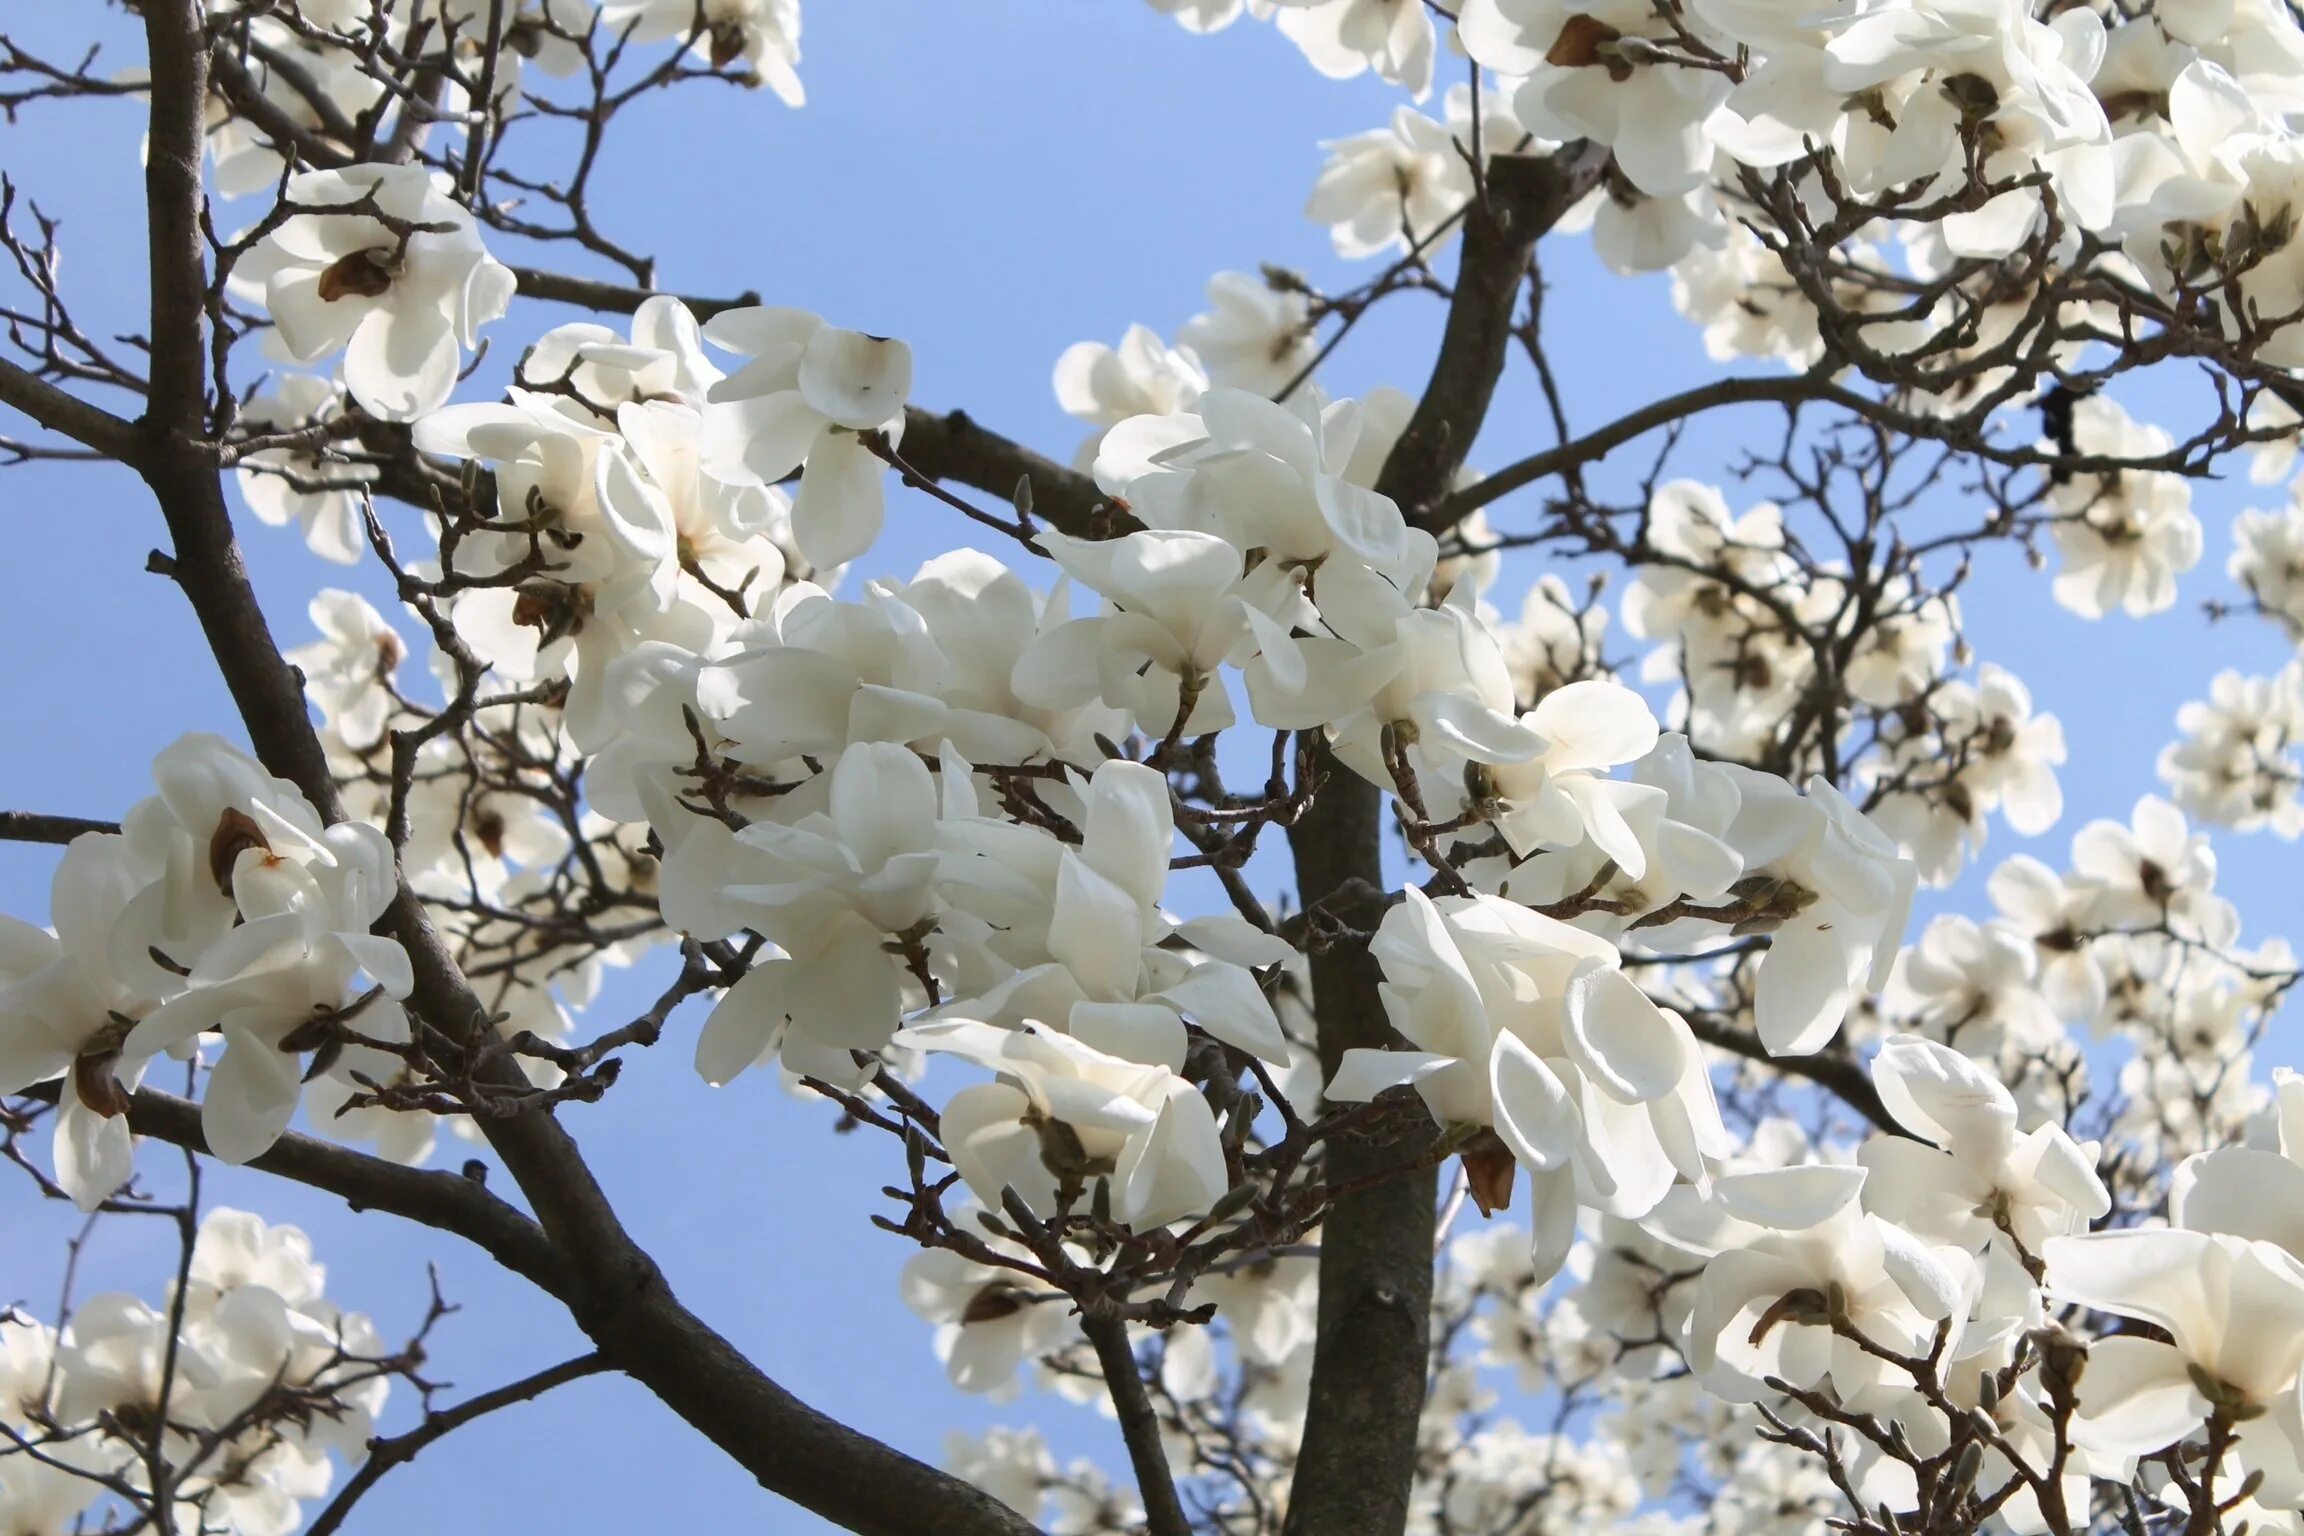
[43,0,2304,1528]
[0,1209,387,1536]
[238,162,516,423]
[0,737,411,1202]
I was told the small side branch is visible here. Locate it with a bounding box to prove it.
[0,810,121,845]
[302,1352,612,1536]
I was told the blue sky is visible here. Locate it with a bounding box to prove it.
[2,5,2301,1532]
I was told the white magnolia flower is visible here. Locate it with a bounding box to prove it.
[1328,888,1730,1280]
[704,306,913,569]
[1015,529,1252,738]
[1460,0,1732,197]
[1696,772,1919,1056]
[1689,1165,1974,1403]
[1270,0,1436,97]
[1052,324,1207,468]
[117,736,413,1164]
[2231,493,2304,637]
[2045,1228,2304,1499]
[1857,1035,2109,1256]
[896,1019,1231,1229]
[0,831,174,1210]
[1477,678,1662,869]
[2070,793,2231,941]
[2047,396,2201,619]
[234,374,377,564]
[689,740,948,1088]
[1176,272,1316,395]
[243,163,515,421]
[902,1236,1078,1397]
[599,0,804,103]
[286,589,406,749]
[2158,664,2304,837]
[1306,85,1523,258]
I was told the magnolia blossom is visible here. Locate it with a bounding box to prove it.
[1475,679,1662,869]
[703,306,913,569]
[1051,324,1208,468]
[1689,1165,1974,1403]
[1176,272,1315,395]
[241,163,514,421]
[1306,85,1523,258]
[898,1019,1230,1229]
[1329,889,1731,1280]
[2231,494,2304,637]
[2047,396,2202,619]
[599,0,805,103]
[2159,665,2304,837]
[8,1207,385,1534]
[1460,0,1731,197]
[1686,772,1919,1056]
[1857,1035,2109,1256]
[233,375,376,563]
[900,1223,1079,1395]
[1270,0,1436,97]
[2045,1228,2304,1499]
[688,740,950,1088]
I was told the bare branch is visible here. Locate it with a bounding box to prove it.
[0,810,121,845]
[302,1352,613,1536]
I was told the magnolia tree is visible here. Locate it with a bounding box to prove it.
[11,1,2304,1534]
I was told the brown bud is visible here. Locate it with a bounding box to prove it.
[708,19,747,68]
[209,807,273,896]
[315,248,395,303]
[1748,1286,1831,1347]
[1460,1133,1519,1218]
[1548,14,1631,80]
[72,1050,131,1120]
[960,1284,1029,1326]
[472,808,507,859]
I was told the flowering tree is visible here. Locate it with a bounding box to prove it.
[8,2,2304,1534]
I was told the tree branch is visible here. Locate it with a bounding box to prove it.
[302,1352,613,1536]
[0,810,121,846]
[0,357,146,464]
[509,263,760,322]
[1681,1012,1897,1135]
[1389,143,1608,532]
[1083,1316,1189,1536]
[126,22,1046,1536]
[137,0,212,438]
[15,1078,570,1297]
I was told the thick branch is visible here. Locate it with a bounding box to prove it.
[1279,140,1608,1536]
[1391,143,1609,533]
[0,357,146,464]
[891,406,1110,540]
[138,0,212,437]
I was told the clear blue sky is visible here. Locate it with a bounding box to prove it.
[1,6,2298,1531]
